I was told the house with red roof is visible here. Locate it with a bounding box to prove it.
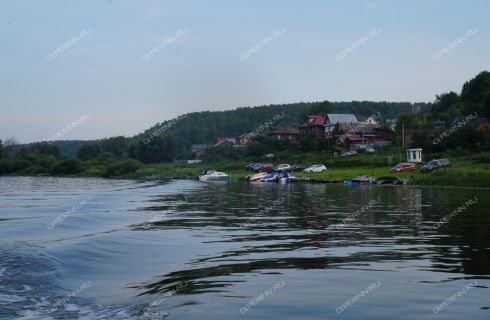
[299,115,326,138]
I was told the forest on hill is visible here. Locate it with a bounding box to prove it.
[134,101,431,146]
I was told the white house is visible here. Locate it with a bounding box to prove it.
[406,148,422,163]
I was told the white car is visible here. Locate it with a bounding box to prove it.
[340,151,357,157]
[303,164,327,173]
[274,164,291,172]
[365,147,375,153]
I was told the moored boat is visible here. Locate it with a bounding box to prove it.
[260,171,295,183]
[199,170,231,182]
[343,180,361,186]
[246,172,268,182]
[352,175,375,184]
[139,175,160,181]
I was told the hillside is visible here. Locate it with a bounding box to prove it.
[135,101,431,145]
[20,101,431,157]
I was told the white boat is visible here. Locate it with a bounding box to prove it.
[247,172,268,182]
[199,170,231,182]
[260,171,294,183]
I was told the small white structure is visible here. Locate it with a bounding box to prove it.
[406,148,422,163]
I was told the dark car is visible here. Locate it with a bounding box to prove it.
[291,164,306,172]
[255,163,275,172]
[375,176,404,185]
[245,163,258,171]
[420,158,451,173]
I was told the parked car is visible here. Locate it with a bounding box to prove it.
[340,151,357,157]
[291,164,306,172]
[303,164,327,173]
[245,162,259,171]
[420,158,451,173]
[256,163,275,172]
[375,176,404,185]
[275,164,291,172]
[390,162,416,173]
[365,147,375,153]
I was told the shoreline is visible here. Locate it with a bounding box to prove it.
[2,152,489,189]
[3,170,490,190]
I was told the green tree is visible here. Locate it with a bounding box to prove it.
[245,141,269,158]
[0,159,11,175]
[432,91,462,115]
[52,159,83,175]
[133,135,177,163]
[396,113,423,133]
[101,136,128,158]
[77,142,101,160]
[302,100,333,118]
[461,71,490,117]
[203,145,240,162]
[29,143,60,157]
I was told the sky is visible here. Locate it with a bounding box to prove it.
[1,0,489,143]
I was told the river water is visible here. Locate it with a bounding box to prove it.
[0,176,489,319]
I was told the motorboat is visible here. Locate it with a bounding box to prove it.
[374,176,405,185]
[352,175,375,184]
[344,180,361,186]
[199,170,231,182]
[277,171,294,183]
[260,171,294,183]
[260,171,280,182]
[246,172,268,182]
[139,174,160,181]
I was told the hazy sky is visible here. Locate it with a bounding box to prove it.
[1,0,489,143]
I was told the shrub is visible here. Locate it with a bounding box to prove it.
[0,159,12,175]
[10,159,31,172]
[53,159,83,175]
[103,159,142,177]
[472,152,490,164]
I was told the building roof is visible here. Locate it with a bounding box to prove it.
[357,115,379,123]
[214,139,235,147]
[215,136,236,144]
[325,114,358,126]
[335,122,375,134]
[268,127,300,135]
[299,115,326,128]
[191,144,208,151]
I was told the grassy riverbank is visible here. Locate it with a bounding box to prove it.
[99,153,490,188]
[3,150,489,188]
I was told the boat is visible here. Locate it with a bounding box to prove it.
[277,171,294,183]
[199,170,231,182]
[260,171,280,182]
[344,175,375,186]
[139,174,160,181]
[374,176,405,185]
[343,180,361,186]
[352,175,375,184]
[246,172,268,182]
[260,171,295,183]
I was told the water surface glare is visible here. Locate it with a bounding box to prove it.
[0,177,489,319]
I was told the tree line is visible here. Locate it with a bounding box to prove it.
[1,71,488,176]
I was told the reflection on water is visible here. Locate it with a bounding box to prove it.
[0,177,489,319]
